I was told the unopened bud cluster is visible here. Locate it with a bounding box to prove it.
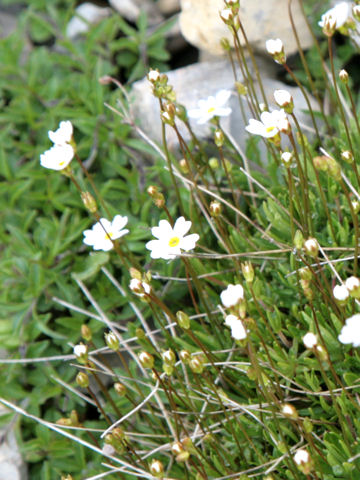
[147,69,176,102]
[313,155,341,181]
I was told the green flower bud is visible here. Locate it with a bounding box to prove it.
[176,311,190,329]
[76,371,89,388]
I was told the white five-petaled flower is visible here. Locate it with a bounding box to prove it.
[338,314,360,347]
[333,284,349,303]
[224,315,247,340]
[220,284,244,308]
[40,144,75,170]
[74,344,88,357]
[245,109,287,138]
[83,215,129,251]
[318,2,350,29]
[303,332,318,349]
[40,120,75,171]
[265,38,284,55]
[274,89,292,106]
[146,216,199,260]
[48,120,73,145]
[187,90,232,125]
[294,449,310,466]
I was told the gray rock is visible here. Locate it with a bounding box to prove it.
[131,58,318,153]
[179,0,313,57]
[0,406,27,480]
[109,0,163,26]
[66,3,112,39]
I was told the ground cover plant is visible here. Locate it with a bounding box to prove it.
[2,0,360,479]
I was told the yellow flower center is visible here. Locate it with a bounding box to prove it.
[169,236,180,248]
[59,161,65,166]
[266,126,275,133]
[105,231,114,240]
[207,107,216,113]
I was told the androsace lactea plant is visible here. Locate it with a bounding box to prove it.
[4,1,360,479]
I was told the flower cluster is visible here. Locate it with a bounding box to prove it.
[318,2,350,35]
[40,120,75,171]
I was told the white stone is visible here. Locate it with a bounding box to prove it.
[179,0,313,56]
[66,3,111,38]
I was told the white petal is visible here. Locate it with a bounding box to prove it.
[214,107,232,117]
[215,89,232,105]
[151,219,173,239]
[180,233,199,251]
[173,216,191,237]
[187,108,204,119]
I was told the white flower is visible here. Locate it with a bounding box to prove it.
[148,69,160,82]
[318,2,350,29]
[304,237,319,256]
[281,151,293,166]
[146,216,199,260]
[83,215,129,251]
[345,276,360,292]
[338,314,360,347]
[265,38,284,55]
[129,278,151,297]
[220,284,244,308]
[48,120,73,145]
[294,449,310,466]
[333,284,349,302]
[74,344,88,357]
[187,90,232,124]
[224,314,239,327]
[224,315,247,340]
[274,89,293,108]
[245,110,283,138]
[230,320,247,340]
[303,332,317,349]
[40,144,75,170]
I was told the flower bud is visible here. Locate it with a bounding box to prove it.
[139,351,154,369]
[327,157,341,181]
[281,151,293,167]
[176,310,190,329]
[333,284,349,305]
[73,344,88,364]
[81,191,97,213]
[281,403,299,420]
[220,8,234,24]
[148,69,160,83]
[61,476,73,480]
[161,111,175,126]
[179,158,189,174]
[105,331,119,351]
[81,324,92,342]
[313,155,328,172]
[353,5,360,21]
[351,200,360,214]
[303,332,317,349]
[129,278,151,297]
[220,37,231,51]
[150,459,164,478]
[339,69,349,84]
[316,344,329,362]
[114,382,127,396]
[322,15,337,37]
[294,449,313,474]
[304,238,319,257]
[189,355,205,374]
[179,349,191,363]
[341,150,353,163]
[147,185,165,208]
[274,89,293,113]
[209,157,219,170]
[98,75,112,85]
[265,38,286,64]
[235,81,248,96]
[294,229,304,250]
[171,441,184,455]
[210,200,222,217]
[162,349,176,366]
[241,261,254,283]
[176,451,190,463]
[345,276,360,298]
[162,363,174,375]
[214,129,224,147]
[299,267,312,281]
[76,371,89,388]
